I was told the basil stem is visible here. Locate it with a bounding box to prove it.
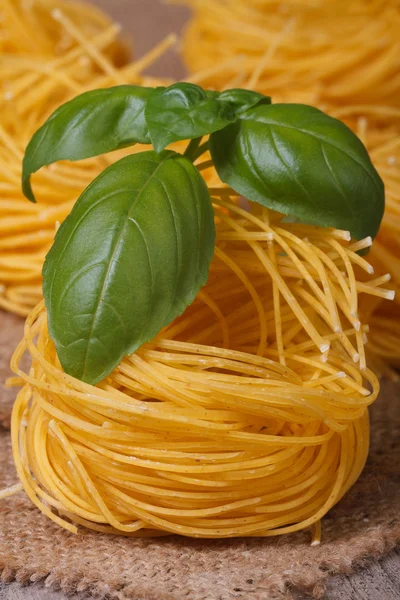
[192,141,209,162]
[184,137,203,161]
[184,138,209,162]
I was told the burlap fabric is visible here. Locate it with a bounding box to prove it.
[0,312,399,600]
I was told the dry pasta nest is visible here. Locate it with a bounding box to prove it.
[8,199,392,539]
[181,0,400,370]
[181,0,400,107]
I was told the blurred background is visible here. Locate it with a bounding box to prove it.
[91,0,189,78]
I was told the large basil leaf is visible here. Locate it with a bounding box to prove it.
[210,104,384,240]
[145,83,237,153]
[22,85,155,202]
[43,150,215,385]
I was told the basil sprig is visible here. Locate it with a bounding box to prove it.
[22,82,384,384]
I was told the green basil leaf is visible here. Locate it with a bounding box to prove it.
[217,88,271,116]
[43,150,215,384]
[22,85,155,202]
[210,103,384,240]
[145,82,237,153]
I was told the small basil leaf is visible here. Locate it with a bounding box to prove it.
[145,82,236,153]
[210,103,384,240]
[43,150,215,384]
[218,89,271,116]
[22,85,156,202]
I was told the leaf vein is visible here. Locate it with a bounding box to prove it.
[80,156,168,380]
[268,127,315,209]
[261,119,382,197]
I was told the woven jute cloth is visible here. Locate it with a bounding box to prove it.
[0,312,399,600]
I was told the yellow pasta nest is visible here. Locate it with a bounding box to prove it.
[181,0,400,106]
[0,0,175,315]
[180,0,400,370]
[7,197,392,539]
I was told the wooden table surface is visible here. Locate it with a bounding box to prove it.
[1,1,399,598]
